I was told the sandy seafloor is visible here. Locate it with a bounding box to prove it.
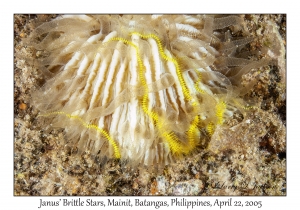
[13,14,286,196]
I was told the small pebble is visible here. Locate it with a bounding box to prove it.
[19,32,25,38]
[19,103,27,110]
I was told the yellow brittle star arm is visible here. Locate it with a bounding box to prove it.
[130,32,194,104]
[216,101,226,125]
[38,111,121,159]
[107,36,161,127]
[107,34,200,156]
